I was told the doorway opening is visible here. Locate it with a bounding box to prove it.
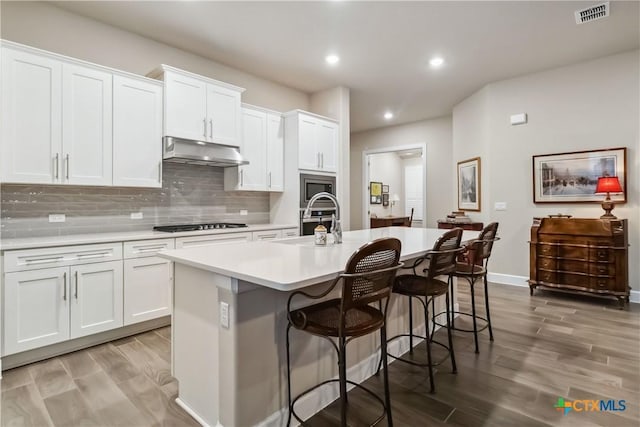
[362,143,426,229]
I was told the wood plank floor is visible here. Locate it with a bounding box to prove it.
[1,283,638,426]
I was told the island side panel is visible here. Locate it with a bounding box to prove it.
[173,263,221,426]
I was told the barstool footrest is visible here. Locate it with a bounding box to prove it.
[384,333,454,368]
[290,378,388,426]
[434,310,490,333]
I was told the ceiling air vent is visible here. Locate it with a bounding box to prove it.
[575,2,609,24]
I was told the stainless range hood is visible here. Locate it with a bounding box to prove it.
[163,136,249,167]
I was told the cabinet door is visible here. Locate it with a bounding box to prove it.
[238,108,267,190]
[62,64,113,186]
[70,261,123,339]
[1,47,62,184]
[317,119,338,173]
[206,84,241,147]
[113,75,163,188]
[298,115,319,171]
[266,113,284,191]
[164,71,207,141]
[3,267,70,355]
[124,257,172,325]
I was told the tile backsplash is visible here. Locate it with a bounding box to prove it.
[0,163,270,238]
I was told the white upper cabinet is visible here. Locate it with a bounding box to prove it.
[286,111,339,174]
[1,47,62,184]
[0,41,163,188]
[156,66,244,147]
[62,64,113,186]
[113,75,163,188]
[225,105,283,192]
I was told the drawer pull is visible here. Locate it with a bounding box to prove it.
[134,246,166,252]
[25,256,64,265]
[77,252,110,259]
[75,271,79,299]
[63,272,67,301]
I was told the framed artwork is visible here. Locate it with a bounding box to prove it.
[382,193,389,207]
[370,181,382,204]
[532,147,626,203]
[382,184,389,194]
[457,157,481,211]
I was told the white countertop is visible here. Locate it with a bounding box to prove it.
[160,227,481,291]
[0,223,298,251]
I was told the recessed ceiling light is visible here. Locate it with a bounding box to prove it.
[429,57,444,67]
[325,55,340,65]
[384,111,393,120]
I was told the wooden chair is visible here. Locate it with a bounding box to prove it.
[286,238,403,426]
[377,228,464,393]
[403,208,414,227]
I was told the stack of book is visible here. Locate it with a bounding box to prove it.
[444,211,472,223]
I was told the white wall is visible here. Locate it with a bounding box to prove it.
[368,153,404,218]
[453,49,640,291]
[0,1,309,112]
[350,116,453,230]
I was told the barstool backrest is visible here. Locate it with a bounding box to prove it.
[478,222,499,260]
[426,228,463,279]
[341,237,402,310]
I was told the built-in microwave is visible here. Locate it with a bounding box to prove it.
[300,173,336,208]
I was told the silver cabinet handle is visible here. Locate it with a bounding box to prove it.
[209,119,213,138]
[240,169,244,186]
[321,153,324,169]
[74,271,78,299]
[268,172,272,188]
[317,152,321,168]
[63,272,67,301]
[25,256,64,265]
[55,153,59,179]
[203,118,207,138]
[158,161,162,184]
[65,154,70,180]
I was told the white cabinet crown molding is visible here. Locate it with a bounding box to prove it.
[147,64,245,93]
[0,39,162,87]
[282,109,339,123]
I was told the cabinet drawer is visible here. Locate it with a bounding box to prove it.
[589,263,615,277]
[589,247,614,262]
[4,243,122,273]
[282,228,299,238]
[557,259,589,275]
[175,232,252,248]
[124,238,175,259]
[537,244,557,257]
[558,245,588,260]
[537,270,556,283]
[252,230,283,241]
[589,277,620,292]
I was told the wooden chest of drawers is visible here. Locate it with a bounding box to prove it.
[529,217,629,307]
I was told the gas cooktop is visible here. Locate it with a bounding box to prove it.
[153,223,248,233]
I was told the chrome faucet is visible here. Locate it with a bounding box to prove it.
[303,191,342,244]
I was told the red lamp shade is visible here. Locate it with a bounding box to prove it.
[595,176,622,194]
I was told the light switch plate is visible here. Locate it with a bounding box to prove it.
[495,202,507,211]
[49,214,66,223]
[130,212,143,220]
[510,113,527,125]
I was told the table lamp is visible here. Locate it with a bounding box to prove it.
[594,176,622,219]
[390,194,400,215]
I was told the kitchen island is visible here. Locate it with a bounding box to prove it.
[159,227,480,427]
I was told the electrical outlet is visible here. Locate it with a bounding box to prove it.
[49,214,66,223]
[240,209,248,216]
[220,302,229,329]
[130,212,143,220]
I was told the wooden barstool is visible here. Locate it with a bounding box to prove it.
[285,237,403,426]
[378,228,463,393]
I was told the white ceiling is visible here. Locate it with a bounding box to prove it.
[52,1,639,132]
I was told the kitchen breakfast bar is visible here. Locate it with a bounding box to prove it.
[159,227,480,427]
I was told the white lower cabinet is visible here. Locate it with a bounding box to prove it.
[252,230,283,241]
[4,267,70,355]
[70,261,123,339]
[3,260,123,355]
[123,239,174,326]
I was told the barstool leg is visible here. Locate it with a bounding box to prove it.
[484,274,494,341]
[285,324,293,427]
[470,279,479,354]
[338,336,348,427]
[380,323,393,426]
[408,296,414,353]
[424,297,435,393]
[446,290,457,373]
[430,298,436,342]
[450,278,456,329]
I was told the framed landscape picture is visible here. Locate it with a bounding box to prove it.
[457,157,481,211]
[532,147,626,203]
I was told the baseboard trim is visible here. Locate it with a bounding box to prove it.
[487,272,639,304]
[175,398,214,427]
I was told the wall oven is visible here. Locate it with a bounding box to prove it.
[300,173,336,208]
[300,208,336,236]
